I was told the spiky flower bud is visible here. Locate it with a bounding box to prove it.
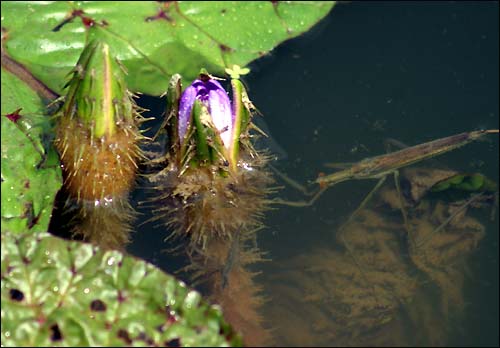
[56,38,142,203]
[54,34,144,249]
[149,68,275,345]
[170,69,255,173]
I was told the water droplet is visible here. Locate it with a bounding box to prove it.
[107,257,115,266]
[84,288,90,294]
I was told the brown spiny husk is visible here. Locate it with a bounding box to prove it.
[54,109,145,250]
[148,143,276,345]
[71,198,136,250]
[55,116,142,203]
[187,234,273,347]
[149,148,275,248]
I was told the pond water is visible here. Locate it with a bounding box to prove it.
[129,2,499,346]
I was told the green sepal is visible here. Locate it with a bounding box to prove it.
[159,74,182,158]
[229,79,251,172]
[209,126,228,168]
[61,30,133,138]
[199,68,210,78]
[191,100,228,168]
[192,99,211,164]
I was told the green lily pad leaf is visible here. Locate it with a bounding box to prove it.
[430,172,498,193]
[1,69,62,234]
[1,231,241,347]
[0,1,335,96]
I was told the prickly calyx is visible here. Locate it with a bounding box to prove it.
[54,36,145,249]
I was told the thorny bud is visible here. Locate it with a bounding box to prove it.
[61,38,133,138]
[149,66,274,346]
[55,33,143,204]
[168,67,255,173]
[54,32,144,249]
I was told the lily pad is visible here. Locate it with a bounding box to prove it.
[430,173,498,193]
[1,69,62,234]
[0,1,335,96]
[1,230,241,347]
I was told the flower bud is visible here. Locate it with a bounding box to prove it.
[150,67,274,347]
[169,69,255,173]
[55,38,142,202]
[62,39,134,138]
[54,34,144,249]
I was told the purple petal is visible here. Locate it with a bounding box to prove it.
[178,82,198,143]
[206,80,233,149]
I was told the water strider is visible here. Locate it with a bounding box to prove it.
[272,129,499,243]
[270,129,499,311]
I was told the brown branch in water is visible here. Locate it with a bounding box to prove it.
[1,40,59,104]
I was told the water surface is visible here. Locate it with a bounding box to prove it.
[130,2,499,346]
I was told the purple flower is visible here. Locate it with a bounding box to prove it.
[178,77,233,148]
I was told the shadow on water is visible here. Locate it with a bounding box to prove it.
[128,2,498,346]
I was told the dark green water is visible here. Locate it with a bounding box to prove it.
[129,2,499,346]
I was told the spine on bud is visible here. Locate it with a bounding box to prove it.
[54,35,145,250]
[148,69,275,345]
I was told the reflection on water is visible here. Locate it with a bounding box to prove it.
[130,2,499,346]
[262,166,493,346]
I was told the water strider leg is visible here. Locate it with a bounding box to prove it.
[383,138,408,152]
[270,186,328,207]
[336,176,386,263]
[491,192,498,221]
[323,161,356,169]
[414,192,484,249]
[337,175,389,307]
[393,170,415,246]
[339,227,385,307]
[268,163,316,196]
[338,175,388,233]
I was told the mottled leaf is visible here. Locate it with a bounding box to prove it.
[0,1,335,96]
[1,69,62,234]
[1,231,241,347]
